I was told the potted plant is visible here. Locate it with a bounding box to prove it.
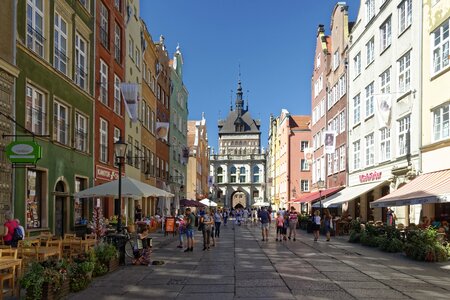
[93,242,119,276]
[69,251,96,292]
[21,260,69,300]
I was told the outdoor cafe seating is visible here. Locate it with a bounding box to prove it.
[0,248,21,299]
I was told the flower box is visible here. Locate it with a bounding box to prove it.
[108,257,119,273]
[41,279,70,300]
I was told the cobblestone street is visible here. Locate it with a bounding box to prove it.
[69,223,450,299]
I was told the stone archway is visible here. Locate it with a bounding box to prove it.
[232,191,247,209]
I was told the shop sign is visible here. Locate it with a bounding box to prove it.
[6,141,41,164]
[359,171,382,183]
[96,165,122,181]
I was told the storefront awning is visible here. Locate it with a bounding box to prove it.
[291,187,343,204]
[370,169,450,208]
[313,180,388,208]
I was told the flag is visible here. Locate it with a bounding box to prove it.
[323,131,336,154]
[156,122,170,141]
[375,94,392,128]
[120,83,139,123]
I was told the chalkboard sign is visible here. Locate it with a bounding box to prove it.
[165,217,175,236]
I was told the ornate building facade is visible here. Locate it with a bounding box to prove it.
[210,81,265,208]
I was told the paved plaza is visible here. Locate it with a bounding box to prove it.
[70,223,450,299]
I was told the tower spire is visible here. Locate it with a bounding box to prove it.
[235,80,244,115]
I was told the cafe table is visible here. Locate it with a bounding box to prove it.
[62,239,96,253]
[20,247,61,261]
[0,258,22,297]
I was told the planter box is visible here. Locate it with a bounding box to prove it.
[108,257,119,273]
[41,279,70,300]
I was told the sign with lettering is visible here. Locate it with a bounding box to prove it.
[359,171,382,183]
[6,141,41,164]
[96,165,123,181]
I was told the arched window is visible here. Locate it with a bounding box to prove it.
[230,166,237,183]
[253,166,260,183]
[217,167,223,174]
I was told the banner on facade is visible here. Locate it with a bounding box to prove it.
[156,122,170,141]
[304,147,314,164]
[323,131,336,154]
[375,94,392,128]
[120,83,139,123]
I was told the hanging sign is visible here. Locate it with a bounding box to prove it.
[6,141,42,164]
[120,83,139,123]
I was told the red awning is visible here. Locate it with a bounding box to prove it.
[290,187,344,204]
[371,169,450,208]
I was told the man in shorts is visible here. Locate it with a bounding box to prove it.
[258,207,270,241]
[184,208,195,252]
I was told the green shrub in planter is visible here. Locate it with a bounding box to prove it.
[360,231,381,247]
[404,227,450,262]
[378,236,403,253]
[348,230,361,243]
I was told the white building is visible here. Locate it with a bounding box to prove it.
[209,81,266,208]
[346,0,421,224]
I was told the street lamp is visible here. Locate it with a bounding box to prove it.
[317,179,325,215]
[114,137,128,232]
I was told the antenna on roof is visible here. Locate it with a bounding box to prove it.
[238,63,241,81]
[246,90,250,110]
[230,90,233,111]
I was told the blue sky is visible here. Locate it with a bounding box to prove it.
[141,0,360,151]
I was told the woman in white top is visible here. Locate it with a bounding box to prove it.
[313,210,321,242]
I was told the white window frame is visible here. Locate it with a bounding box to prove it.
[75,112,88,152]
[301,159,309,171]
[300,141,309,151]
[327,153,332,175]
[75,33,88,90]
[399,0,412,34]
[114,74,121,115]
[398,51,411,93]
[100,118,108,163]
[100,2,109,49]
[354,52,361,77]
[128,37,134,60]
[301,180,309,192]
[26,0,45,57]
[380,127,391,162]
[114,23,121,63]
[100,59,108,105]
[398,115,410,156]
[365,133,374,167]
[316,54,321,69]
[333,149,339,174]
[339,146,345,171]
[26,84,47,135]
[333,50,340,71]
[54,13,68,75]
[365,0,375,23]
[380,17,392,51]
[432,18,450,75]
[365,82,374,118]
[353,140,360,170]
[433,103,450,142]
[380,67,391,95]
[53,101,69,145]
[366,38,374,66]
[135,47,141,69]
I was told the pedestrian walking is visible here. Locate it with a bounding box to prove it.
[214,209,222,238]
[210,210,216,247]
[282,213,289,241]
[312,210,321,242]
[324,209,333,242]
[288,206,298,241]
[184,208,195,252]
[275,212,283,241]
[176,214,186,248]
[202,209,214,251]
[258,206,270,241]
[223,209,228,226]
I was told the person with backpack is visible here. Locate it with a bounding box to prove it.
[3,211,19,246]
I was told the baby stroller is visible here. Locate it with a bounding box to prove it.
[132,224,152,266]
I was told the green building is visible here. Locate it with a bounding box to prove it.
[14,0,95,236]
[169,46,188,209]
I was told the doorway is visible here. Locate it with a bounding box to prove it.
[232,191,246,208]
[55,181,68,237]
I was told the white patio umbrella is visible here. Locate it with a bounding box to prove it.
[73,176,174,198]
[199,198,218,207]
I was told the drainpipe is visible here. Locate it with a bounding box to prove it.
[418,0,423,174]
[11,0,18,217]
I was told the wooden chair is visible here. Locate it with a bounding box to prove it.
[46,240,62,260]
[0,248,18,298]
[64,233,76,240]
[85,234,96,240]
[69,240,84,260]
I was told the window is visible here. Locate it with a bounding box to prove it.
[380,68,391,94]
[114,23,121,63]
[253,166,260,183]
[333,149,338,173]
[353,94,361,125]
[432,18,450,74]
[79,0,89,11]
[135,47,140,68]
[114,74,121,115]
[26,169,45,229]
[339,110,346,133]
[354,52,361,77]
[128,37,134,60]
[301,159,309,171]
[353,140,361,170]
[230,166,236,183]
[333,50,340,70]
[339,74,346,98]
[54,13,68,75]
[74,177,88,226]
[399,0,412,33]
[113,127,120,143]
[327,153,332,175]
[398,51,411,93]
[75,112,87,152]
[365,133,374,166]
[26,85,47,135]
[380,17,392,51]
[134,141,140,169]
[365,0,375,22]
[26,0,45,57]
[239,167,246,183]
[380,127,391,161]
[365,82,374,117]
[114,0,121,11]
[53,101,69,145]
[100,2,108,49]
[366,38,374,65]
[301,180,309,192]
[75,34,87,90]
[398,115,410,156]
[339,146,346,171]
[100,118,108,163]
[433,103,450,141]
[316,54,321,69]
[100,59,108,105]
[300,141,309,151]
